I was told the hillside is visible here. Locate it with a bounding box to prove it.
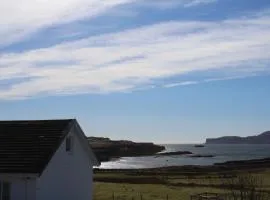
[88,137,165,162]
[206,131,270,144]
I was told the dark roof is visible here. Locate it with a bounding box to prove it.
[0,119,74,174]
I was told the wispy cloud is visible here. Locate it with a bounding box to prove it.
[0,0,136,47]
[0,0,217,47]
[1,10,270,100]
[0,0,218,47]
[162,74,259,88]
[163,81,198,88]
[137,0,217,9]
[184,0,217,7]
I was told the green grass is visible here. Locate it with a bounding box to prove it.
[93,168,270,200]
[94,182,224,200]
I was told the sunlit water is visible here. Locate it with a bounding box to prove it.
[98,144,270,169]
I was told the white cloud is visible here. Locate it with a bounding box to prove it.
[0,12,270,100]
[0,0,136,47]
[0,0,218,47]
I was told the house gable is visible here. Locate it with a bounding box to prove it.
[36,124,95,200]
[0,119,99,175]
[0,119,99,200]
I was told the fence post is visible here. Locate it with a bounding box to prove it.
[140,193,143,200]
[112,192,115,200]
[166,194,168,200]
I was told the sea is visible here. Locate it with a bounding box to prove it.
[98,144,270,169]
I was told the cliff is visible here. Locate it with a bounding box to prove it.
[206,131,270,144]
[88,137,165,162]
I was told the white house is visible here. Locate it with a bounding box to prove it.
[0,119,100,200]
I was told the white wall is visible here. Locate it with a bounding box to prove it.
[0,176,36,200]
[11,178,36,200]
[36,127,93,200]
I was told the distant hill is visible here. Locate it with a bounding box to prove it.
[206,131,270,144]
[88,137,165,162]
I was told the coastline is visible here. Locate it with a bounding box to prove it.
[95,157,270,173]
[93,146,270,200]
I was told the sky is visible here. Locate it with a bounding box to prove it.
[0,0,270,143]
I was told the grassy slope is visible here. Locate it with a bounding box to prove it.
[94,169,270,200]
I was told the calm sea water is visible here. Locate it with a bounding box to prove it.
[98,144,270,169]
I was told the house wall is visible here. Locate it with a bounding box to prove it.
[0,176,36,200]
[11,178,36,200]
[36,127,93,200]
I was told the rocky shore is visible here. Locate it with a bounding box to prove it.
[155,151,192,156]
[214,157,270,168]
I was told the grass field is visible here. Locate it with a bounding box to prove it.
[93,168,270,200]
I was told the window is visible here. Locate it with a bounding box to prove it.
[66,136,73,152]
[0,181,10,200]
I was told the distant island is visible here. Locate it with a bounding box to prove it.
[206,131,270,144]
[88,137,165,162]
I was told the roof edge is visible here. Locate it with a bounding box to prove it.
[73,120,101,167]
[0,119,75,122]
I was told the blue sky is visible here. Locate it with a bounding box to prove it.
[1,0,270,143]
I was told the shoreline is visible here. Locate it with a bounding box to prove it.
[95,157,270,172]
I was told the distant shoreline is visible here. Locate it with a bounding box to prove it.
[95,157,270,172]
[97,143,270,169]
